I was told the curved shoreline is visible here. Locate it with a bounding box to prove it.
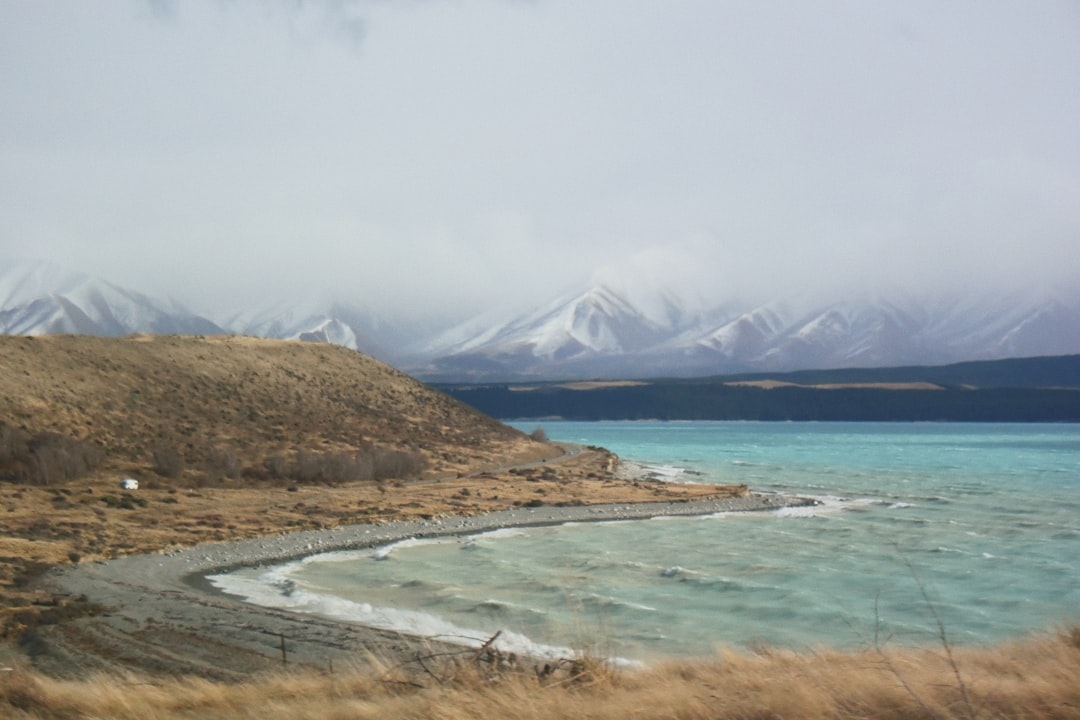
[39,494,814,678]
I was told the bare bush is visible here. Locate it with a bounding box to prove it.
[294,451,322,483]
[267,446,428,486]
[370,446,428,481]
[263,453,288,479]
[151,444,185,479]
[0,423,103,485]
[0,422,29,462]
[200,445,241,484]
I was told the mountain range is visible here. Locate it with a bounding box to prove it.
[3,259,1079,381]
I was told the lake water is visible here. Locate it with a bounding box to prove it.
[210,422,1080,662]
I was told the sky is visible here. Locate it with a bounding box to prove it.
[2,1,1079,323]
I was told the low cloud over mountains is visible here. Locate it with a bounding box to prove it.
[3,259,1078,382]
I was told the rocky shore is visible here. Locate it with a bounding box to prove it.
[36,494,814,679]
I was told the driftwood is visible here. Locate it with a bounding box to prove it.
[375,630,606,689]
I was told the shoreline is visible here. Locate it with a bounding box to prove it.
[38,493,815,679]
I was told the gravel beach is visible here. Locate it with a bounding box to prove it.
[36,494,814,678]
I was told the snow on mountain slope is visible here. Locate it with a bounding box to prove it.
[237,310,364,351]
[218,295,414,362]
[755,297,931,370]
[422,284,697,379]
[221,295,355,347]
[5,258,1078,381]
[0,260,418,361]
[692,301,792,361]
[929,288,1080,361]
[0,260,224,337]
[420,283,1080,380]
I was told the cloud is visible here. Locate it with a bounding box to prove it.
[1,1,1077,325]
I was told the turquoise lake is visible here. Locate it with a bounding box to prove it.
[211,422,1080,662]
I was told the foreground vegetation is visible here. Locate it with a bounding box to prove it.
[4,626,1079,719]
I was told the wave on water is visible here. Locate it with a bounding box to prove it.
[771,496,848,518]
[463,598,550,620]
[675,574,762,593]
[619,461,689,482]
[399,578,451,592]
[579,592,657,613]
[770,494,918,519]
[474,527,531,541]
[207,570,594,662]
[369,536,449,561]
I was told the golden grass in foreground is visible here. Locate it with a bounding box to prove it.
[4,628,1079,719]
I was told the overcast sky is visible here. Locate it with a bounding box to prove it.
[2,1,1078,321]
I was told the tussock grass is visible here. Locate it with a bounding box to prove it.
[0,334,523,484]
[3,627,1079,719]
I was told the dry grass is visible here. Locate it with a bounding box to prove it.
[0,334,525,482]
[3,627,1079,719]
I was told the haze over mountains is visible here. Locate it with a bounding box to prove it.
[3,259,1079,381]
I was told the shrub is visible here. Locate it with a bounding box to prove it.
[264,445,429,486]
[151,444,185,479]
[204,445,241,480]
[0,423,103,486]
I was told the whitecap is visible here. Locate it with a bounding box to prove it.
[474,527,530,541]
[370,535,447,561]
[932,546,969,554]
[581,592,657,613]
[772,497,841,518]
[210,571,590,662]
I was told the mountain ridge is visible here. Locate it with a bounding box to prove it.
[3,258,1079,381]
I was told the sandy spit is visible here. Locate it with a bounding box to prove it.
[38,494,814,679]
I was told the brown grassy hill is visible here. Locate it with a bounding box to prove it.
[0,334,535,486]
[1,335,737,644]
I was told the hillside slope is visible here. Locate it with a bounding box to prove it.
[0,335,533,485]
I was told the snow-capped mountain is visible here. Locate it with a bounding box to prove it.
[431,285,682,356]
[682,295,938,372]
[217,297,409,364]
[0,260,225,337]
[420,284,701,379]
[0,260,417,365]
[420,284,1080,380]
[4,258,1078,381]
[220,297,365,351]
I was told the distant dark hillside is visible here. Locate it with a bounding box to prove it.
[438,355,1080,422]
[714,354,1080,389]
